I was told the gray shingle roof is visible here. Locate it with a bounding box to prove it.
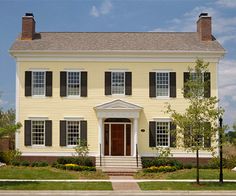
[10,32,225,52]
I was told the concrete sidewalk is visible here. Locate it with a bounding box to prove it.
[110,176,140,191]
[1,179,236,182]
[1,190,236,196]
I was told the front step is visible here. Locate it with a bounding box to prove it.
[96,156,142,175]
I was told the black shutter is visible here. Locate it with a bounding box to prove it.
[125,72,132,95]
[60,72,67,97]
[81,71,87,97]
[149,121,156,147]
[105,72,111,95]
[149,72,156,98]
[60,120,66,146]
[45,120,52,146]
[80,120,87,146]
[170,72,176,98]
[170,122,176,147]
[25,71,32,96]
[184,72,190,98]
[24,120,31,146]
[204,72,211,98]
[46,71,52,97]
[204,122,211,148]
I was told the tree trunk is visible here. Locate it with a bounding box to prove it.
[196,149,200,184]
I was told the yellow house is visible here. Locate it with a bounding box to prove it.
[9,13,225,169]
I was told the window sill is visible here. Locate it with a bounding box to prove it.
[63,96,83,100]
[28,145,48,148]
[62,146,76,149]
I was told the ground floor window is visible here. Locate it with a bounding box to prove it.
[67,121,80,146]
[31,120,45,145]
[156,121,170,147]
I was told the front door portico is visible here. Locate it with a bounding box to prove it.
[94,99,142,157]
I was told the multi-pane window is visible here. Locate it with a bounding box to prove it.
[32,120,45,145]
[67,72,80,96]
[67,121,80,146]
[111,72,125,94]
[32,71,45,96]
[156,122,169,147]
[156,72,169,97]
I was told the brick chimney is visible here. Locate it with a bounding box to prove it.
[197,13,212,41]
[21,13,35,40]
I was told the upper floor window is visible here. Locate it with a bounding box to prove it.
[25,71,52,97]
[149,71,176,98]
[32,71,45,96]
[31,120,45,146]
[60,71,87,97]
[105,71,132,96]
[67,72,80,96]
[111,72,125,94]
[156,72,169,97]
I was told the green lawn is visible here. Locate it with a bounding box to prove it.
[0,166,108,179]
[135,169,236,179]
[0,182,112,190]
[139,182,236,190]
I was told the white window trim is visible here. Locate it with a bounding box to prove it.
[155,120,171,148]
[67,71,81,97]
[111,71,126,95]
[66,120,81,147]
[31,71,46,97]
[31,120,45,147]
[156,71,170,98]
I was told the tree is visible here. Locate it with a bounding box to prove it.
[0,108,21,139]
[166,59,224,184]
[225,123,236,146]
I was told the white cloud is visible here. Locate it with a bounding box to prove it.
[216,0,236,8]
[90,6,99,17]
[0,99,8,106]
[90,0,113,17]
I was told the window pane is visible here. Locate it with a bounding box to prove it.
[68,72,80,96]
[156,122,169,147]
[32,72,45,95]
[67,121,80,145]
[111,72,125,94]
[32,120,45,145]
[156,72,169,97]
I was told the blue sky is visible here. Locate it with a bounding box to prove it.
[0,0,236,128]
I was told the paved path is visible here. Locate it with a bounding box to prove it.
[109,176,140,191]
[1,190,236,196]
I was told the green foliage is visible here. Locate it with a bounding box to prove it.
[142,157,183,170]
[56,157,93,166]
[144,165,177,173]
[183,163,193,169]
[0,108,21,139]
[225,125,236,145]
[20,160,30,166]
[0,149,21,164]
[152,147,173,158]
[52,163,96,171]
[31,161,49,167]
[74,139,89,158]
[166,59,223,151]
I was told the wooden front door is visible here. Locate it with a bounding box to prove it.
[111,124,124,156]
[104,122,131,156]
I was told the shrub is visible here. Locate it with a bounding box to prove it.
[53,162,96,172]
[21,160,30,167]
[31,161,48,167]
[0,150,21,165]
[144,165,177,173]
[142,158,183,170]
[56,157,93,166]
[183,163,193,169]
[11,160,20,166]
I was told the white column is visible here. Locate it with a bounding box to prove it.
[133,118,138,157]
[98,118,103,156]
